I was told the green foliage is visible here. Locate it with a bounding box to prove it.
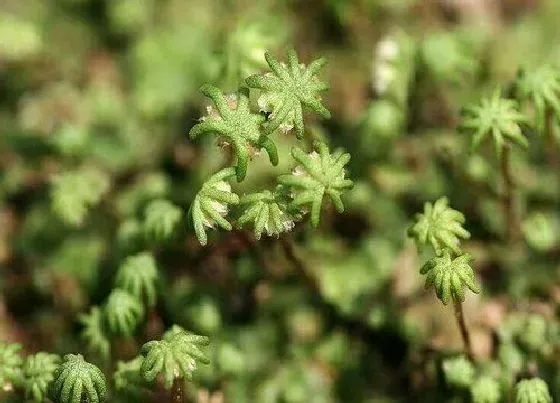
[460,89,529,157]
[515,378,552,403]
[116,172,170,217]
[143,199,182,242]
[316,236,395,317]
[278,141,353,227]
[216,343,246,375]
[470,376,501,403]
[521,212,558,252]
[360,100,404,145]
[50,125,90,157]
[131,21,217,118]
[189,85,278,182]
[498,343,524,374]
[190,167,240,246]
[256,359,333,403]
[224,19,286,85]
[517,314,548,354]
[246,49,330,138]
[420,32,477,84]
[107,0,153,35]
[420,251,480,305]
[3,2,560,402]
[0,343,22,390]
[115,252,159,307]
[79,306,111,360]
[0,13,42,60]
[50,167,110,226]
[140,325,210,389]
[408,197,470,255]
[21,352,60,402]
[516,64,560,135]
[237,188,294,239]
[50,354,107,403]
[104,289,144,337]
[113,356,146,398]
[442,355,475,388]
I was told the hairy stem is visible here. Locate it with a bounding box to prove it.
[171,377,184,403]
[501,145,518,243]
[453,302,474,361]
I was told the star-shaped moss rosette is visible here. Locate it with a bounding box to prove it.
[516,64,560,135]
[49,354,107,403]
[115,252,159,307]
[189,85,278,182]
[515,378,552,403]
[278,141,354,227]
[278,141,353,227]
[143,199,182,242]
[50,166,110,226]
[236,188,295,239]
[79,306,111,360]
[420,251,480,305]
[190,167,240,246]
[460,89,529,158]
[22,352,60,402]
[246,49,330,138]
[104,289,144,338]
[408,197,470,255]
[0,342,23,390]
[140,325,210,389]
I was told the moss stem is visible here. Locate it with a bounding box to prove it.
[453,301,474,361]
[171,377,185,403]
[545,108,560,201]
[501,144,518,243]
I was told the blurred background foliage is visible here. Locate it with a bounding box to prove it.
[0,0,559,401]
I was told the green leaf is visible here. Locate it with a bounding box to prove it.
[79,306,111,361]
[50,166,110,226]
[190,167,240,246]
[246,49,330,138]
[115,252,159,307]
[278,141,353,227]
[516,64,560,135]
[420,250,480,305]
[140,325,210,389]
[49,354,107,403]
[21,352,60,402]
[408,196,470,255]
[515,378,552,403]
[189,85,278,181]
[460,89,529,158]
[104,289,144,337]
[143,199,182,242]
[0,342,23,390]
[237,188,295,239]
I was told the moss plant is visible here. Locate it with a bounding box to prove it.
[2,3,560,402]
